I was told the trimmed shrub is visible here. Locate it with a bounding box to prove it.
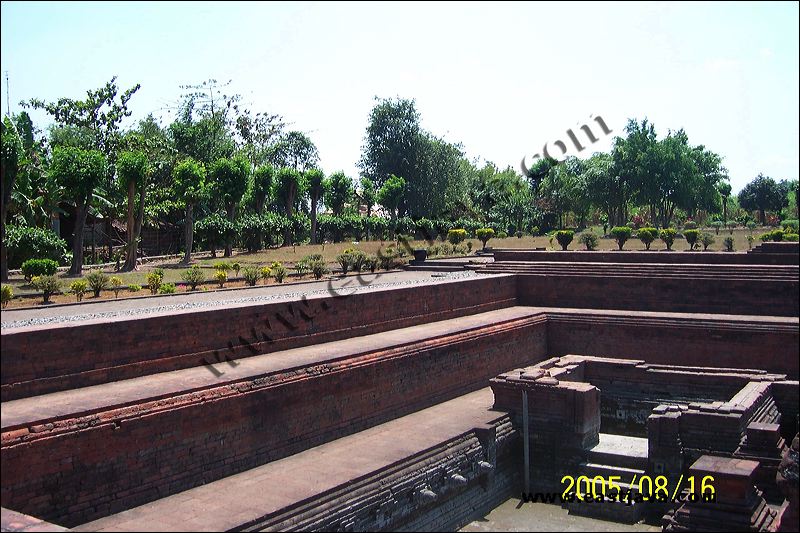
[86,270,110,297]
[637,227,658,250]
[683,220,698,230]
[242,266,261,286]
[784,233,799,242]
[723,236,735,252]
[32,275,61,303]
[684,229,700,250]
[159,283,177,294]
[447,228,467,245]
[110,276,123,298]
[781,219,799,232]
[747,234,754,249]
[365,255,378,273]
[146,271,163,294]
[610,226,632,250]
[579,232,599,251]
[659,228,677,250]
[69,279,88,302]
[760,229,785,242]
[128,284,142,293]
[5,224,68,269]
[555,230,574,251]
[378,247,398,270]
[294,260,309,277]
[309,259,329,280]
[1,285,12,308]
[700,233,715,251]
[496,231,508,239]
[21,259,59,282]
[231,262,241,277]
[181,266,206,290]
[336,253,351,274]
[213,269,227,288]
[746,221,757,232]
[271,262,286,283]
[213,261,232,272]
[260,266,272,283]
[710,220,723,234]
[349,250,368,272]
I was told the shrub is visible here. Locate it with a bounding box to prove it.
[659,228,677,250]
[231,262,241,277]
[447,228,467,245]
[530,226,540,236]
[336,253,351,274]
[181,266,206,290]
[727,222,737,234]
[579,232,599,251]
[242,266,261,286]
[555,230,574,251]
[747,234,754,249]
[476,228,495,250]
[5,224,68,269]
[746,221,757,233]
[781,219,799,232]
[309,259,329,280]
[21,258,59,282]
[710,220,723,234]
[700,233,715,251]
[213,269,227,288]
[683,220,698,230]
[684,229,700,250]
[128,284,142,293]
[304,253,323,262]
[159,283,177,294]
[69,279,88,302]
[213,261,232,272]
[466,241,473,252]
[378,248,398,270]
[86,270,110,297]
[637,227,658,250]
[349,250,368,272]
[610,226,632,250]
[365,255,378,273]
[784,233,799,242]
[146,271,163,294]
[760,229,785,242]
[294,259,309,277]
[110,276,123,297]
[723,236,735,252]
[1,285,12,308]
[496,231,508,239]
[271,262,286,283]
[260,266,272,283]
[32,275,61,303]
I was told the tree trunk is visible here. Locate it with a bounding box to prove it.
[70,201,88,276]
[183,203,193,264]
[760,208,765,224]
[283,192,294,246]
[224,203,235,257]
[0,202,7,282]
[255,198,265,251]
[310,194,318,245]
[123,180,137,271]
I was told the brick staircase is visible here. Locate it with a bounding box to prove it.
[567,433,649,524]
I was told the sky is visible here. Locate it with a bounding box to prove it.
[1,1,798,193]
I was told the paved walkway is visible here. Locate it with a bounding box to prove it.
[1,270,488,330]
[74,388,503,532]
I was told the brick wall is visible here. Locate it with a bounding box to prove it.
[0,317,548,527]
[493,249,799,265]
[1,275,517,400]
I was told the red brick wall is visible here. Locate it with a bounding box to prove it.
[546,311,799,378]
[1,276,517,401]
[493,249,799,265]
[0,316,548,527]
[517,275,799,316]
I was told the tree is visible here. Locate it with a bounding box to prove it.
[738,174,789,224]
[360,176,376,216]
[249,164,275,249]
[209,156,249,256]
[25,76,141,259]
[116,151,150,271]
[377,175,406,235]
[275,167,306,245]
[325,171,354,216]
[1,118,23,281]
[306,168,324,244]
[173,158,207,264]
[718,182,732,224]
[270,131,319,171]
[359,97,421,190]
[49,147,107,275]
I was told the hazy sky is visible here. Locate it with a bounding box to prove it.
[1,1,798,192]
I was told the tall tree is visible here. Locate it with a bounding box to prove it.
[116,151,150,271]
[25,76,141,259]
[1,118,23,281]
[738,174,789,223]
[377,174,406,236]
[270,131,319,171]
[173,158,207,264]
[358,98,421,190]
[718,182,732,224]
[209,156,249,256]
[325,171,354,216]
[275,167,306,245]
[49,147,107,275]
[306,168,324,244]
[359,176,376,217]
[250,164,275,249]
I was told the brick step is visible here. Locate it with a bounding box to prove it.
[566,494,645,524]
[404,265,466,272]
[586,434,648,471]
[579,462,645,481]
